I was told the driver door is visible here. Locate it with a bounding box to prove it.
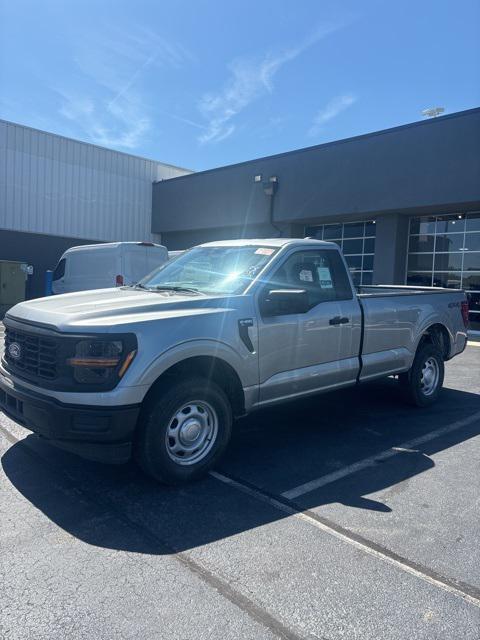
[256,248,361,404]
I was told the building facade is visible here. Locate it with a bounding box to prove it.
[1,111,479,329]
[152,108,480,330]
[0,119,191,298]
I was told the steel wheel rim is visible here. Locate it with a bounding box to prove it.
[165,400,218,466]
[420,357,440,396]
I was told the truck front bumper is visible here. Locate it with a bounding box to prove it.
[0,370,140,464]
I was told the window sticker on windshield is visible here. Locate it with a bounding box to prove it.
[317,267,333,288]
[255,247,274,255]
[299,269,313,282]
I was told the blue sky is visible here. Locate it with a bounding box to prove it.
[1,0,479,171]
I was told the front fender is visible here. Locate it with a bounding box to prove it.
[135,338,256,389]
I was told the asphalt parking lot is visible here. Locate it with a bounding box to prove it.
[1,327,479,639]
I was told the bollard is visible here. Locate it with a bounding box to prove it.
[45,270,53,296]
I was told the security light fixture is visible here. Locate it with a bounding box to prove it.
[422,107,445,118]
[254,175,262,182]
[259,175,281,236]
[262,176,278,197]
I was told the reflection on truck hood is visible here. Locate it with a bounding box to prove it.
[7,287,240,331]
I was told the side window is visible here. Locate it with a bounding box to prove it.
[53,258,66,281]
[266,250,352,309]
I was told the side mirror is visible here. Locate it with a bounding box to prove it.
[261,288,309,316]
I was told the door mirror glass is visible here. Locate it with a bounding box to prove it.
[262,288,309,316]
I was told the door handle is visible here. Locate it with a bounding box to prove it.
[329,316,349,325]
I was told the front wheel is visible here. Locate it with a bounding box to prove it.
[399,343,444,407]
[135,376,232,484]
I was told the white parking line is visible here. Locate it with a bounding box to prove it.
[211,470,480,607]
[281,410,480,500]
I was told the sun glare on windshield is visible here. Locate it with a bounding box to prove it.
[139,246,278,295]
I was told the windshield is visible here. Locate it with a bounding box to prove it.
[138,245,278,295]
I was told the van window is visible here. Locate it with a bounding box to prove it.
[53,258,66,281]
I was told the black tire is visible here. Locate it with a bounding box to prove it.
[134,376,232,484]
[399,343,444,407]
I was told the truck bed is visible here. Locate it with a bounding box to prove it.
[357,284,464,298]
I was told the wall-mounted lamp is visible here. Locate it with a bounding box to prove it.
[263,175,278,197]
[256,175,280,236]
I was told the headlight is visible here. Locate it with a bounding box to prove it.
[67,338,136,384]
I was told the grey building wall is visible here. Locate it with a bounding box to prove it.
[152,108,480,243]
[0,119,192,243]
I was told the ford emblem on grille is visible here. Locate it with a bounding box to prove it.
[8,342,22,360]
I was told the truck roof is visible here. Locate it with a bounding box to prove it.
[199,238,337,249]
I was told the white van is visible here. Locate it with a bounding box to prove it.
[52,242,168,294]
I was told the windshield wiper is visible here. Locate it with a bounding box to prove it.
[150,285,204,295]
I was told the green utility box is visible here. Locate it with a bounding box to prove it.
[0,260,27,318]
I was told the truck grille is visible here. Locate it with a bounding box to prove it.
[4,327,58,380]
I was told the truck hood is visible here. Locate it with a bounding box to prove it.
[7,288,242,332]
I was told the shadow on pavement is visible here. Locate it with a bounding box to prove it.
[2,381,480,555]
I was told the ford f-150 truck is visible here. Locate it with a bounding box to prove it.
[0,238,469,484]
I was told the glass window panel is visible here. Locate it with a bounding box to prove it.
[307,220,376,283]
[468,313,480,331]
[410,217,435,235]
[343,222,364,238]
[323,224,342,240]
[466,212,480,232]
[462,273,480,291]
[345,255,362,269]
[364,221,376,236]
[435,234,465,252]
[407,272,432,286]
[466,292,480,313]
[463,253,480,271]
[463,233,480,252]
[351,271,361,285]
[408,253,434,271]
[342,239,363,254]
[435,215,465,234]
[362,255,374,270]
[305,225,323,239]
[433,272,462,289]
[409,235,435,252]
[434,252,463,271]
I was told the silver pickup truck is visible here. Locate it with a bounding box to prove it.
[0,238,469,484]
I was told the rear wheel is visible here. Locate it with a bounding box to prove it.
[135,376,232,484]
[400,343,444,407]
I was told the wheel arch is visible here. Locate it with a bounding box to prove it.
[141,355,246,418]
[417,322,451,360]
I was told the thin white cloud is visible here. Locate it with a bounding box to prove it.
[56,26,194,150]
[197,23,343,144]
[308,94,357,137]
[58,91,149,149]
[158,111,206,130]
